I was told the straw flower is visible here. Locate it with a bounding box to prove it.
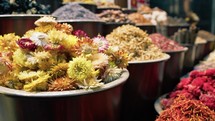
[88,53,109,68]
[67,57,98,82]
[48,30,67,44]
[17,38,37,51]
[30,32,48,46]
[92,35,109,52]
[48,77,77,91]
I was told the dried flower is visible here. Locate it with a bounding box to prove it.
[67,57,98,82]
[48,77,77,91]
[23,74,50,92]
[92,35,109,52]
[30,32,48,46]
[88,53,109,69]
[17,38,37,51]
[50,63,68,79]
[55,23,73,34]
[34,16,57,27]
[72,30,88,38]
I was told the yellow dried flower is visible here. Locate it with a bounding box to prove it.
[23,74,50,92]
[18,70,46,82]
[34,16,57,27]
[12,49,27,67]
[0,33,20,52]
[35,25,56,33]
[67,57,98,81]
[48,77,77,91]
[61,35,78,50]
[50,63,68,79]
[48,30,68,44]
[32,51,56,70]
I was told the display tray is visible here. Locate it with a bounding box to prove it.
[154,93,168,114]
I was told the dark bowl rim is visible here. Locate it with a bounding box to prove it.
[128,53,170,64]
[0,14,50,18]
[57,19,105,23]
[0,69,129,98]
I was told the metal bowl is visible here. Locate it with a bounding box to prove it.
[166,25,189,37]
[203,40,215,57]
[161,48,188,94]
[195,42,206,64]
[58,20,104,38]
[154,93,168,114]
[136,24,156,34]
[120,55,170,121]
[182,44,196,74]
[0,14,46,36]
[0,69,129,121]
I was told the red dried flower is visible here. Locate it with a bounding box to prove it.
[72,30,88,38]
[199,92,215,110]
[176,77,191,89]
[17,38,37,51]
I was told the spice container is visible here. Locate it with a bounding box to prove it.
[149,33,188,94]
[194,37,207,64]
[106,25,170,121]
[53,3,103,37]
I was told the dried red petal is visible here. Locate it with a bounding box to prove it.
[17,38,37,51]
[72,30,88,38]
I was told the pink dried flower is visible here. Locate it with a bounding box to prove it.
[176,77,191,89]
[92,35,109,52]
[202,82,215,93]
[199,93,215,110]
[17,38,37,51]
[191,77,207,87]
[204,69,215,77]
[72,30,88,38]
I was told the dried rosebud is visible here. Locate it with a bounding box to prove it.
[72,30,88,38]
[17,38,37,51]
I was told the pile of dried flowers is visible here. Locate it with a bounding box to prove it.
[0,16,128,92]
[106,25,167,61]
[161,69,215,111]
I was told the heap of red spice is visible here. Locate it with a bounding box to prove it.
[149,33,184,52]
[161,69,215,111]
[156,95,215,121]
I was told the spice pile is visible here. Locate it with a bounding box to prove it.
[97,10,132,23]
[128,13,151,25]
[0,16,128,92]
[0,0,50,14]
[52,2,100,21]
[149,33,185,52]
[156,96,215,121]
[161,69,215,111]
[106,25,166,61]
[96,1,120,8]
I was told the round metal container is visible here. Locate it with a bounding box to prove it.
[182,44,196,74]
[58,20,104,38]
[203,40,215,57]
[166,25,189,37]
[0,14,45,36]
[136,24,156,34]
[195,42,206,64]
[120,55,170,121]
[96,8,121,14]
[0,70,129,121]
[161,48,188,94]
